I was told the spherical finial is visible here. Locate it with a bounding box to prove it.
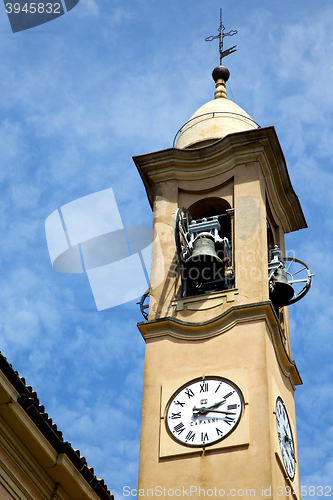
[212,65,230,83]
[212,66,229,99]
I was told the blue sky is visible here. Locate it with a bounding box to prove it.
[0,0,332,498]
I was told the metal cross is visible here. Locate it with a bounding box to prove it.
[205,9,238,65]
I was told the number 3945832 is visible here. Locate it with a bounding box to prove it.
[5,3,61,14]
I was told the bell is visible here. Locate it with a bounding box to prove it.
[186,237,224,283]
[269,268,294,307]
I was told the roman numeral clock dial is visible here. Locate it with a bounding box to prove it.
[165,377,243,447]
[275,397,296,480]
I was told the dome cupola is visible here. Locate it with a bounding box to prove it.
[175,65,258,149]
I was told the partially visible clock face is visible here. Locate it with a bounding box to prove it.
[165,377,243,447]
[275,397,295,480]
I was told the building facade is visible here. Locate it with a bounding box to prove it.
[0,352,113,500]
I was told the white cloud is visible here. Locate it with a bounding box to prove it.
[75,0,99,18]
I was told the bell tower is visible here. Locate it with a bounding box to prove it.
[133,19,312,499]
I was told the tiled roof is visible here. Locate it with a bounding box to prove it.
[0,351,114,500]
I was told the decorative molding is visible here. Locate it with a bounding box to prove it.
[0,351,114,500]
[0,414,54,500]
[0,393,107,500]
[172,288,239,311]
[0,459,36,500]
[133,127,306,234]
[138,301,302,387]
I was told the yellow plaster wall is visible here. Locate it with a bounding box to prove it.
[138,319,282,497]
[264,323,301,499]
[234,163,268,305]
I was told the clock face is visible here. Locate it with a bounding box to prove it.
[275,397,295,480]
[165,377,243,447]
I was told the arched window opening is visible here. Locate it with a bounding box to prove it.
[188,197,232,243]
[175,198,234,298]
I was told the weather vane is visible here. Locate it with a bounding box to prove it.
[205,9,238,65]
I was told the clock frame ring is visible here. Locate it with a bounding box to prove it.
[275,396,296,480]
[165,376,244,448]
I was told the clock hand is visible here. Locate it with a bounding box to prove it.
[284,437,294,459]
[202,409,236,415]
[283,428,293,446]
[192,407,236,416]
[192,400,226,415]
[284,446,292,462]
[207,400,226,410]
